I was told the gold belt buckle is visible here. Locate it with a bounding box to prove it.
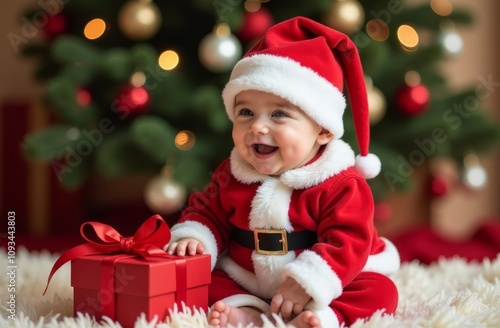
[253,229,288,255]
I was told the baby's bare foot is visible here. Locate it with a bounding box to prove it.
[287,310,321,328]
[208,301,263,328]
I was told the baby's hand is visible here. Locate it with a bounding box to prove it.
[164,238,205,256]
[271,277,312,322]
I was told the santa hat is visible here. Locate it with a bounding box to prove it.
[222,16,381,179]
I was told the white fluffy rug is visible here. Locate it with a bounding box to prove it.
[1,248,500,327]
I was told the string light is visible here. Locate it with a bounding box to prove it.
[397,25,419,51]
[366,19,390,42]
[159,50,179,70]
[404,70,421,86]
[130,71,146,87]
[214,23,231,37]
[430,0,452,16]
[84,18,106,40]
[175,130,196,151]
[244,0,261,12]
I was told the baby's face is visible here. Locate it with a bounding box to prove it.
[232,90,332,176]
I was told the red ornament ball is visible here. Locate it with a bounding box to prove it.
[43,14,68,40]
[374,202,393,222]
[238,8,274,43]
[429,175,449,198]
[395,84,430,116]
[76,88,92,106]
[114,84,150,117]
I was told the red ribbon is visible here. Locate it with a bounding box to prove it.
[44,214,188,319]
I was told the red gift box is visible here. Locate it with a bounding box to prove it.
[44,215,211,328]
[72,253,211,327]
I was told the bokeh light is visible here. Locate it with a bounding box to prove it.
[159,50,179,70]
[366,19,390,42]
[430,0,452,16]
[130,71,146,87]
[84,18,106,40]
[175,130,196,151]
[397,25,419,51]
[244,0,261,12]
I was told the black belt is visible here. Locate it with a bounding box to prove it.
[233,227,317,255]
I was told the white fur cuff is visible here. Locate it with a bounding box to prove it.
[282,250,342,308]
[169,220,218,269]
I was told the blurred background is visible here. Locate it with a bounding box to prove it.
[1,0,499,262]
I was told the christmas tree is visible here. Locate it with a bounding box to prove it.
[18,0,500,213]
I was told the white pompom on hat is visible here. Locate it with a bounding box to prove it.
[222,16,381,179]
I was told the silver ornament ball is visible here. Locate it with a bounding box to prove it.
[463,165,487,190]
[199,32,242,73]
[440,29,463,55]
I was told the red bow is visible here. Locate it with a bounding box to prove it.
[44,214,171,295]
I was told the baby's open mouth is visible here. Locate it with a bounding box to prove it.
[253,144,278,155]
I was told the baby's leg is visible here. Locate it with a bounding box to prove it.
[208,301,263,328]
[286,310,322,328]
[332,271,398,326]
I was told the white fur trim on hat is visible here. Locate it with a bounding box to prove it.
[222,54,346,138]
[355,153,381,179]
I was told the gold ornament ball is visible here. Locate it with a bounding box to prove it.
[368,86,386,125]
[118,0,162,40]
[144,174,187,215]
[323,0,365,35]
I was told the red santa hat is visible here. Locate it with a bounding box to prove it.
[222,16,381,179]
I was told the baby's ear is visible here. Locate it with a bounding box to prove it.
[317,128,333,145]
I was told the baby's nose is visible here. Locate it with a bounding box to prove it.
[250,118,269,134]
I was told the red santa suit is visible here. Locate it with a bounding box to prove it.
[169,140,400,326]
[169,17,401,326]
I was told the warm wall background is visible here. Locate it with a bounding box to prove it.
[431,0,500,240]
[376,0,500,240]
[1,1,499,239]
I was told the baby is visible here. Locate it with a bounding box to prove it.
[165,16,400,328]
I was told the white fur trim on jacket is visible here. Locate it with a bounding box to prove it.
[363,237,400,275]
[281,139,355,189]
[222,54,346,138]
[230,139,355,188]
[282,250,342,308]
[169,220,218,270]
[249,179,293,231]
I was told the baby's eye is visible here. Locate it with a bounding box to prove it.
[272,110,289,118]
[237,108,253,116]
